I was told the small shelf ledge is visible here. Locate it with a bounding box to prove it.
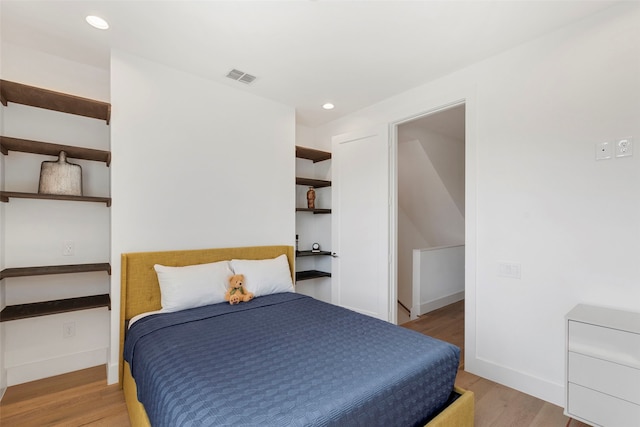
[0,263,111,280]
[1,136,111,166]
[295,146,331,163]
[0,294,111,322]
[295,270,332,281]
[296,208,331,214]
[0,79,111,124]
[296,250,332,257]
[0,191,111,206]
[296,177,331,188]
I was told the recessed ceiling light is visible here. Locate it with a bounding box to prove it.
[86,15,109,30]
[322,103,335,110]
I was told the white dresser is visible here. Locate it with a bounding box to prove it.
[565,304,640,426]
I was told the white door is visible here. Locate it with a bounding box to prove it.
[332,125,391,321]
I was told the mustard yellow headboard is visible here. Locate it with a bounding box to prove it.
[119,245,294,385]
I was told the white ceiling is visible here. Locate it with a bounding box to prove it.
[1,0,619,127]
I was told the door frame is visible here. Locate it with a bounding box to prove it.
[389,99,468,325]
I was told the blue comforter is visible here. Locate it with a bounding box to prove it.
[124,293,459,426]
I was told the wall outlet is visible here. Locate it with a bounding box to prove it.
[615,137,633,157]
[62,241,74,256]
[63,322,76,338]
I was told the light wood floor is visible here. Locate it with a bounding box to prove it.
[401,301,588,427]
[1,300,587,426]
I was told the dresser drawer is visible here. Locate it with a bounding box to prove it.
[568,351,640,405]
[568,321,640,369]
[567,383,640,427]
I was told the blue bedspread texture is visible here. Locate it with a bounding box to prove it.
[124,292,460,427]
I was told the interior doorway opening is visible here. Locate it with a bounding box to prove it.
[394,103,466,325]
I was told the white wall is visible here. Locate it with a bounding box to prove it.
[399,124,465,216]
[398,138,464,246]
[0,42,111,386]
[316,3,640,406]
[108,50,295,383]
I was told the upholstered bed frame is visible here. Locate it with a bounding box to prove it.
[119,245,474,426]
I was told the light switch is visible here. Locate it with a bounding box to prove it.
[595,141,612,160]
[498,262,521,279]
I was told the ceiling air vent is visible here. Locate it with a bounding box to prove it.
[226,69,257,85]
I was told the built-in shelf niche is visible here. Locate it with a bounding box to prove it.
[0,79,112,323]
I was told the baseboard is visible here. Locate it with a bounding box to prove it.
[415,291,465,316]
[107,361,119,385]
[0,367,6,401]
[6,348,107,386]
[465,355,564,406]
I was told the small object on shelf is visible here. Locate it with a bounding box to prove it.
[38,151,82,196]
[307,186,316,209]
[312,243,320,252]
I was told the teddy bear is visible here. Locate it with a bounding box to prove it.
[225,274,254,305]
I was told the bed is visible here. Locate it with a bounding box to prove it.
[119,245,474,426]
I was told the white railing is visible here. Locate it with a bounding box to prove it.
[411,245,464,319]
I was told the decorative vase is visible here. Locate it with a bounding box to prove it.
[306,187,316,209]
[38,151,83,196]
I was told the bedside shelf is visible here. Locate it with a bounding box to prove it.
[296,270,332,281]
[0,79,111,124]
[296,177,331,188]
[0,191,111,206]
[1,136,111,166]
[296,208,331,214]
[295,146,331,163]
[296,250,332,257]
[0,294,111,322]
[0,263,111,280]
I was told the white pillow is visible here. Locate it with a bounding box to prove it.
[154,261,233,312]
[230,254,293,297]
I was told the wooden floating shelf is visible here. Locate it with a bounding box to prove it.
[296,250,332,257]
[0,191,111,206]
[295,146,331,163]
[296,270,332,281]
[1,136,111,166]
[0,79,111,124]
[0,263,111,280]
[296,208,331,214]
[296,177,331,188]
[0,294,111,322]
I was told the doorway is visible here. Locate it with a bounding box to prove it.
[394,103,465,324]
